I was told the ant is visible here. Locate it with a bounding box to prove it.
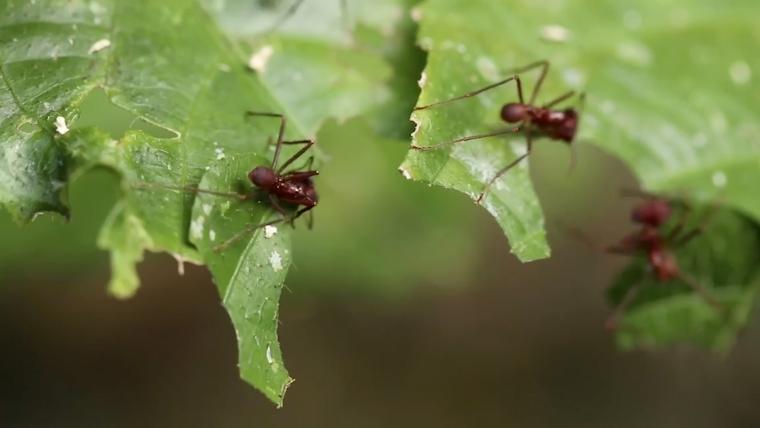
[600,191,723,330]
[134,111,318,253]
[411,60,583,203]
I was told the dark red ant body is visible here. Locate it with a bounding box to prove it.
[243,111,318,224]
[135,111,318,253]
[412,60,582,203]
[603,192,721,330]
[500,101,578,143]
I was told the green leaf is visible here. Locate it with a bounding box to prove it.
[203,0,393,135]
[403,0,760,260]
[608,208,760,351]
[0,0,392,406]
[97,201,151,299]
[189,152,294,405]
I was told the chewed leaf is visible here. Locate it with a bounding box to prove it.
[189,153,293,406]
[608,209,760,351]
[97,202,152,298]
[401,1,549,262]
[0,0,395,406]
[404,0,760,260]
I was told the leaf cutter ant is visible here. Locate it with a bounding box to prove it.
[134,111,318,253]
[601,191,723,330]
[412,60,583,203]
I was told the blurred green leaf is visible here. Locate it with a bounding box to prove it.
[0,0,394,406]
[608,208,760,351]
[291,119,481,295]
[402,0,760,260]
[203,0,394,135]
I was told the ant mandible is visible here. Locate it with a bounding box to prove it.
[134,111,318,253]
[603,191,722,330]
[411,60,582,203]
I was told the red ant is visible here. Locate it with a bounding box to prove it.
[600,191,723,330]
[411,60,583,203]
[134,111,318,253]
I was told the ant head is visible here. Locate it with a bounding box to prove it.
[500,103,528,123]
[632,199,672,227]
[249,166,277,189]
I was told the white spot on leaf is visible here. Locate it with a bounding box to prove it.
[266,345,274,364]
[712,171,727,188]
[729,61,751,85]
[264,225,278,239]
[269,251,283,272]
[190,216,205,240]
[562,68,585,87]
[54,116,69,135]
[540,24,570,43]
[214,147,226,160]
[476,56,499,82]
[209,229,216,242]
[88,38,111,54]
[248,45,274,73]
[410,6,423,22]
[616,41,653,66]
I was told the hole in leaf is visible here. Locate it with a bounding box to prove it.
[17,119,38,134]
[77,89,177,139]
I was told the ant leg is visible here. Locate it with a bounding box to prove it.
[677,273,723,311]
[213,203,318,253]
[307,208,315,230]
[268,194,288,217]
[277,140,315,173]
[672,215,715,247]
[212,217,288,253]
[605,282,642,331]
[414,76,519,111]
[411,126,522,151]
[476,124,533,204]
[246,111,288,168]
[282,170,319,181]
[132,182,249,201]
[543,90,576,109]
[514,60,549,105]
